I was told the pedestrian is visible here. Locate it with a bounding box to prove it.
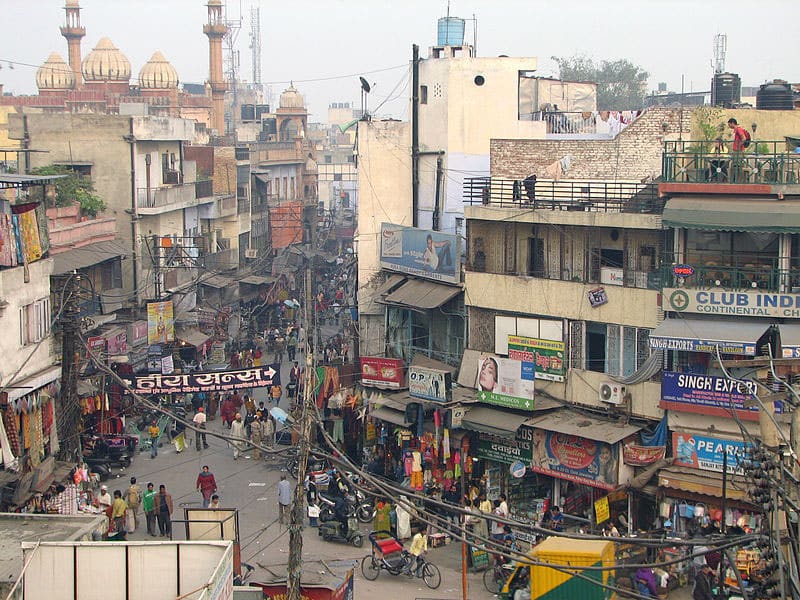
[196,465,218,508]
[142,482,157,537]
[124,477,141,534]
[250,413,264,460]
[155,484,173,537]
[209,494,221,509]
[111,490,127,535]
[278,474,292,525]
[230,413,246,460]
[192,406,209,450]
[148,419,160,458]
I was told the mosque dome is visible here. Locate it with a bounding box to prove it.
[82,37,131,82]
[36,52,75,90]
[139,51,179,89]
[279,84,305,110]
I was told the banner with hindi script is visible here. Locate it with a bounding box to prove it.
[126,365,280,395]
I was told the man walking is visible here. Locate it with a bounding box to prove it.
[142,482,157,537]
[124,477,141,534]
[250,413,264,460]
[278,474,292,526]
[155,484,173,537]
[230,413,246,460]
[196,465,218,508]
[192,406,209,450]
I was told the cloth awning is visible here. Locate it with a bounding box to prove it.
[462,406,526,438]
[369,406,411,427]
[663,197,800,233]
[524,409,641,444]
[175,327,210,349]
[52,240,128,275]
[200,275,235,289]
[780,324,800,356]
[649,318,770,356]
[240,275,277,286]
[658,466,750,501]
[379,278,461,310]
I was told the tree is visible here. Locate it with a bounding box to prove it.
[29,164,107,217]
[552,55,650,111]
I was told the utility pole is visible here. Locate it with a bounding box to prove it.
[56,273,82,462]
[287,266,313,600]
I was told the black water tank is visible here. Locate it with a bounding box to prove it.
[240,104,255,121]
[262,118,277,135]
[757,82,794,110]
[711,72,741,108]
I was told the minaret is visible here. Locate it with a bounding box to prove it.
[60,0,85,89]
[203,0,228,135]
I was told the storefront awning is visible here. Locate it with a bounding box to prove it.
[663,197,800,233]
[369,406,411,427]
[780,324,800,357]
[4,365,61,402]
[525,409,641,444]
[52,240,128,276]
[462,406,526,438]
[379,279,461,310]
[649,318,770,356]
[658,466,749,501]
[175,327,210,349]
[240,275,277,286]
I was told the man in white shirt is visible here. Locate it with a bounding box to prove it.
[192,407,208,450]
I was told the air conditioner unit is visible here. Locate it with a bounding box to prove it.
[599,381,625,405]
[245,248,258,259]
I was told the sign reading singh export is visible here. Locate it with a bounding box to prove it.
[664,288,800,319]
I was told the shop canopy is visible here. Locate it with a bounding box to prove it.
[524,409,641,444]
[462,406,527,438]
[378,278,461,311]
[662,197,800,233]
[649,318,771,356]
[658,466,749,501]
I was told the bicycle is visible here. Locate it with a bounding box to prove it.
[483,560,514,594]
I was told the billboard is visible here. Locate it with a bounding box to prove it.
[408,366,451,402]
[529,428,618,490]
[147,300,175,345]
[379,223,460,284]
[360,357,405,389]
[476,353,535,411]
[507,335,566,382]
[660,371,775,422]
[127,365,280,395]
[672,432,749,475]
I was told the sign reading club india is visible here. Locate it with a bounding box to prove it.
[663,288,800,318]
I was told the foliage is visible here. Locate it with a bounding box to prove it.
[29,164,107,216]
[552,55,650,111]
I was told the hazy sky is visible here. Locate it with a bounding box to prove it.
[3,0,798,121]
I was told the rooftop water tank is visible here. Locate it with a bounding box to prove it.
[757,81,793,110]
[711,72,741,108]
[437,17,465,46]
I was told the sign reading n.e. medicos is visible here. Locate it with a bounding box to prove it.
[508,335,566,383]
[663,288,800,319]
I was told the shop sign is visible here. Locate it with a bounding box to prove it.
[673,432,750,475]
[476,432,532,465]
[508,335,566,383]
[509,461,527,478]
[660,371,775,422]
[449,406,466,428]
[129,320,148,347]
[147,300,175,344]
[663,287,800,319]
[649,335,757,356]
[379,223,461,284]
[409,365,451,402]
[360,357,404,389]
[530,428,618,490]
[476,353,535,411]
[622,443,666,466]
[588,287,608,307]
[126,365,281,395]
[594,496,610,524]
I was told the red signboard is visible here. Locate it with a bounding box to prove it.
[360,357,405,389]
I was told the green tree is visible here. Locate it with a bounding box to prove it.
[29,164,107,217]
[552,55,650,111]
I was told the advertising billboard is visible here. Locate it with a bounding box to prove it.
[507,335,566,382]
[408,366,451,402]
[476,353,535,411]
[660,371,774,422]
[147,300,175,345]
[360,357,405,389]
[529,428,618,490]
[672,432,749,475]
[379,223,460,284]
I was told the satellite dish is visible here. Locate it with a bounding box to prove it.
[359,77,371,94]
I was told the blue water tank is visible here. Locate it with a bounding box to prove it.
[437,17,465,46]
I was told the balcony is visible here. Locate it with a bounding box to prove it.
[136,181,214,214]
[661,140,800,187]
[464,177,662,213]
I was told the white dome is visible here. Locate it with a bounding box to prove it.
[36,52,75,90]
[139,51,179,89]
[82,37,131,82]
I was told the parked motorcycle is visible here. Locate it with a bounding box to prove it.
[317,514,363,547]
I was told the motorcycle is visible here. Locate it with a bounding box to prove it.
[318,514,363,547]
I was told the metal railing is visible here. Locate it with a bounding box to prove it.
[662,140,800,184]
[463,177,663,213]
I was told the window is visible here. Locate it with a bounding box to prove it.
[19,298,51,345]
[420,85,428,104]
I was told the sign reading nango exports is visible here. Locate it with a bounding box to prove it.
[663,288,800,319]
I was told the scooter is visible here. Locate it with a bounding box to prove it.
[318,514,363,547]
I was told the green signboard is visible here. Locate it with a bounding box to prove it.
[476,432,533,465]
[508,335,566,383]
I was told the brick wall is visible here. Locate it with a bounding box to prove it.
[491,107,693,181]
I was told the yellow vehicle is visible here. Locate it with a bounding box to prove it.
[499,537,615,600]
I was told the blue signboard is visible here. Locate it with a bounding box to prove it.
[379,223,461,284]
[673,432,750,475]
